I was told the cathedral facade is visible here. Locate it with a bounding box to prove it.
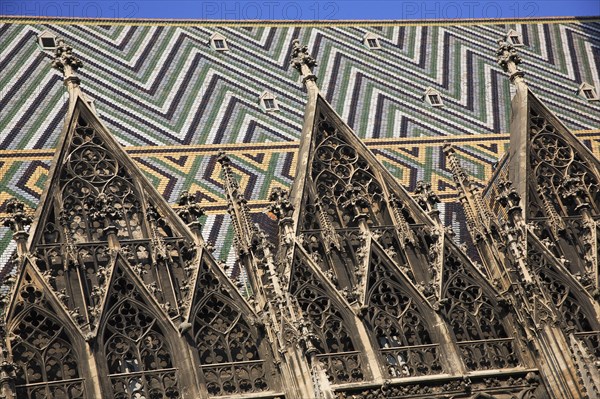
[0,16,599,399]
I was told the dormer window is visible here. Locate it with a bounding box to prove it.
[37,31,57,50]
[423,87,444,107]
[506,29,523,47]
[363,32,381,49]
[584,89,595,99]
[259,91,279,112]
[264,98,275,109]
[210,32,229,52]
[578,82,599,102]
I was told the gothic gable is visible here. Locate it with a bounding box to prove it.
[440,246,521,371]
[363,244,443,378]
[295,96,427,232]
[6,262,86,398]
[287,246,365,384]
[98,261,180,398]
[28,99,195,250]
[186,253,280,396]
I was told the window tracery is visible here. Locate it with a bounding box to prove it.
[531,254,600,358]
[10,278,85,399]
[193,295,269,396]
[102,266,180,399]
[191,260,272,396]
[59,116,143,243]
[307,114,392,229]
[441,252,520,370]
[529,106,600,217]
[289,252,364,384]
[365,250,442,377]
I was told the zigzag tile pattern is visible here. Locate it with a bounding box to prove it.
[1,17,599,277]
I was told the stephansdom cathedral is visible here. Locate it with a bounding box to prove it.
[0,17,599,399]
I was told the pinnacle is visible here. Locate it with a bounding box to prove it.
[50,38,83,86]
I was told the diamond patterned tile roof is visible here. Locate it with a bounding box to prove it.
[1,16,599,279]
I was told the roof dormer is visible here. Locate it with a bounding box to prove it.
[506,29,524,47]
[423,87,444,107]
[578,82,599,102]
[363,32,382,49]
[210,32,229,52]
[259,90,279,112]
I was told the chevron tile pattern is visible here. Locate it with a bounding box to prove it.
[1,17,599,277]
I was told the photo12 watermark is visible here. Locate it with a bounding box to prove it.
[0,1,550,20]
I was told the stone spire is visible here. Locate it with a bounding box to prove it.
[51,38,83,98]
[443,143,494,242]
[217,151,257,256]
[499,35,530,221]
[217,152,285,308]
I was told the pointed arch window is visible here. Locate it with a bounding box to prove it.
[441,253,521,371]
[10,290,86,398]
[365,251,443,378]
[102,268,180,399]
[534,259,600,358]
[289,252,365,384]
[192,293,271,396]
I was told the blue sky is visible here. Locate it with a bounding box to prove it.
[1,0,599,20]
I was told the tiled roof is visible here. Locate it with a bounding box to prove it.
[1,17,599,277]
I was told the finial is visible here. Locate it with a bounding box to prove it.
[414,181,440,220]
[2,198,32,233]
[51,38,83,89]
[290,39,318,85]
[2,198,33,257]
[443,142,468,183]
[496,37,525,83]
[267,188,294,221]
[217,151,241,197]
[176,191,205,230]
[217,151,231,167]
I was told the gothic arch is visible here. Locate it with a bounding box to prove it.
[99,265,180,399]
[9,303,85,398]
[534,263,600,358]
[289,249,365,384]
[528,245,599,324]
[364,248,443,378]
[539,269,598,331]
[191,292,272,396]
[441,250,521,371]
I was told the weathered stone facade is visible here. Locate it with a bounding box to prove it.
[0,30,599,399]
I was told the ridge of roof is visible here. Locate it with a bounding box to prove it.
[1,15,598,27]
